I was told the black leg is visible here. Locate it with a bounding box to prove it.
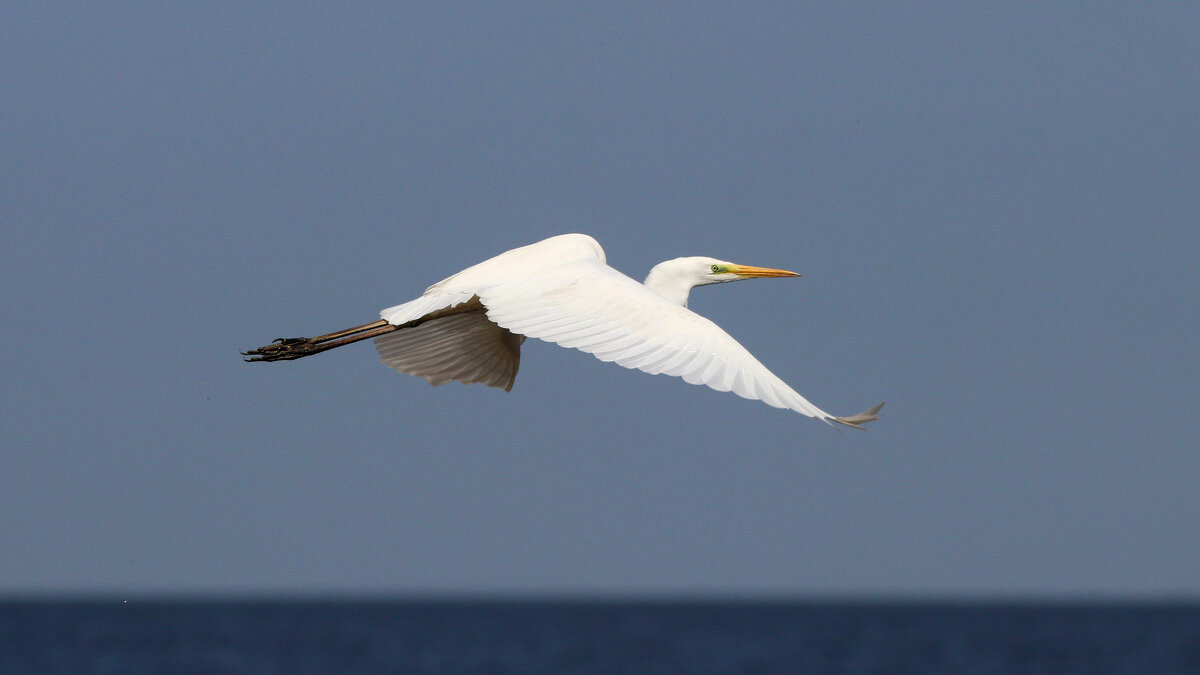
[243,319,396,362]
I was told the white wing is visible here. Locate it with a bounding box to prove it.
[483,263,836,422]
[374,234,847,423]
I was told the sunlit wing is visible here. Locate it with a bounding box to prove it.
[375,234,838,423]
[479,258,837,422]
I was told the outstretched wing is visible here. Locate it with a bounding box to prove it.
[374,234,873,425]
[480,259,839,422]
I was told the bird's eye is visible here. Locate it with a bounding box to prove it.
[710,264,720,273]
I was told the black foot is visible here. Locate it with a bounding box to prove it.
[242,337,319,362]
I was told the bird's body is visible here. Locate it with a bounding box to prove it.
[245,234,882,429]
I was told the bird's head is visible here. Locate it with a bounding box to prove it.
[644,256,800,306]
[696,257,801,285]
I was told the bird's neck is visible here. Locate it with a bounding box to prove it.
[643,264,696,307]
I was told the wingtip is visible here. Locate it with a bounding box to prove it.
[830,401,885,430]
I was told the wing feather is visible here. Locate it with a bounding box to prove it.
[373,306,523,391]
[477,256,836,421]
[370,234,846,422]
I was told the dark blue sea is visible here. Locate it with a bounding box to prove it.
[2,599,1197,674]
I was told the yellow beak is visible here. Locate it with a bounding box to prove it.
[730,264,801,278]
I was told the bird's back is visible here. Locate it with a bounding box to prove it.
[424,233,606,296]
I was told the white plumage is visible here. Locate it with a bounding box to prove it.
[368,234,881,428]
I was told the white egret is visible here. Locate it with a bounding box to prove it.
[244,234,883,429]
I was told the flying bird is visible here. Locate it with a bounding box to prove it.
[244,234,883,429]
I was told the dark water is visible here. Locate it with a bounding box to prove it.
[2,599,1197,674]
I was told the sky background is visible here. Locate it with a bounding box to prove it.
[2,3,1197,599]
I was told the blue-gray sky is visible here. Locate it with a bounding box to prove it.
[2,3,1197,598]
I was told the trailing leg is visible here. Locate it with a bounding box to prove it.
[243,319,396,362]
